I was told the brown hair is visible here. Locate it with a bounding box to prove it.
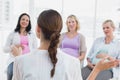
[66,15,80,32]
[37,9,63,77]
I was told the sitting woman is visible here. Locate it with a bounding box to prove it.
[59,15,87,67]
[12,10,119,80]
[82,20,120,80]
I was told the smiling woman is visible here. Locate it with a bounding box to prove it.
[59,15,87,68]
[3,13,37,80]
[82,20,120,80]
[1,0,120,79]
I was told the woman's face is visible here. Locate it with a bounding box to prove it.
[20,15,29,28]
[67,18,77,32]
[103,22,114,37]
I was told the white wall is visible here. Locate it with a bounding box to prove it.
[0,0,120,79]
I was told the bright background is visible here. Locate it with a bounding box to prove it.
[0,0,120,79]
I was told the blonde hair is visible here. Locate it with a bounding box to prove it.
[66,15,80,32]
[103,19,115,29]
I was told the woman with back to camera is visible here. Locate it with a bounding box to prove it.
[12,9,119,80]
[59,15,87,67]
[3,13,37,80]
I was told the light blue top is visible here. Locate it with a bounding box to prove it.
[91,44,110,64]
[87,37,120,64]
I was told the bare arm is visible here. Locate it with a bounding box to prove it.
[11,45,22,56]
[96,53,115,61]
[87,58,119,80]
[87,58,95,69]
[96,53,109,58]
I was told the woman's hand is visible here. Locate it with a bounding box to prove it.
[15,44,24,50]
[96,53,115,61]
[78,52,86,61]
[87,57,119,80]
[95,57,119,71]
[11,45,22,56]
[96,53,108,58]
[87,58,95,69]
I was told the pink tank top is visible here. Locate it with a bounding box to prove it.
[20,35,30,54]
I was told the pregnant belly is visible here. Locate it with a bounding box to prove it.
[22,45,30,54]
[61,48,79,57]
[92,58,109,64]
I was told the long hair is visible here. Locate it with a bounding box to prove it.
[14,13,31,33]
[37,9,62,77]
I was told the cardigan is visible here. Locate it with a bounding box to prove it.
[59,32,87,67]
[59,33,87,54]
[3,31,37,66]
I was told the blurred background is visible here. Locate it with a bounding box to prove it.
[0,0,120,79]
